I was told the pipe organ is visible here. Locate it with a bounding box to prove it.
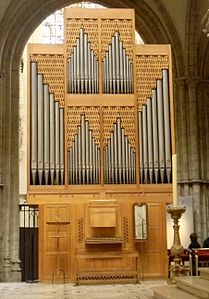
[27,8,175,284]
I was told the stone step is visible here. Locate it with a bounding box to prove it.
[199,267,209,280]
[176,276,209,299]
[152,285,199,299]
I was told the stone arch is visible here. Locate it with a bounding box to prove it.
[0,0,184,281]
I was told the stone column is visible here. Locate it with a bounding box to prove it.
[186,78,200,180]
[0,64,21,281]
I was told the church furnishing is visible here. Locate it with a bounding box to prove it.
[27,8,175,284]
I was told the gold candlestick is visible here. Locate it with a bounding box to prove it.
[167,205,189,283]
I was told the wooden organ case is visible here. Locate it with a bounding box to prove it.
[27,8,174,284]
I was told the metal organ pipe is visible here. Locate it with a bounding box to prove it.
[152,89,159,183]
[43,84,50,185]
[67,28,99,94]
[30,64,65,185]
[37,74,44,185]
[102,31,133,94]
[142,105,148,183]
[59,108,64,185]
[138,111,144,183]
[147,98,153,183]
[31,62,38,185]
[49,94,55,184]
[162,69,171,183]
[55,101,60,185]
[157,79,165,183]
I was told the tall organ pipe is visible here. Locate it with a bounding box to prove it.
[85,120,90,184]
[87,42,91,94]
[74,134,78,184]
[142,105,148,183]
[110,131,114,183]
[37,74,44,185]
[77,125,82,184]
[73,46,77,93]
[147,98,153,183]
[138,111,144,183]
[117,118,122,183]
[125,136,129,183]
[112,35,116,93]
[55,101,60,185]
[79,28,84,94]
[162,69,171,183]
[115,32,120,93]
[107,139,111,183]
[152,89,159,183]
[119,41,124,93]
[76,38,80,93]
[31,62,38,185]
[108,44,112,93]
[84,33,88,93]
[113,123,118,183]
[157,79,165,183]
[81,115,86,184]
[121,128,126,183]
[43,84,50,185]
[59,108,64,185]
[49,94,55,185]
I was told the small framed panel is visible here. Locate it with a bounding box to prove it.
[133,203,148,240]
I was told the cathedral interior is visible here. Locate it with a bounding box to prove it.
[0,1,208,296]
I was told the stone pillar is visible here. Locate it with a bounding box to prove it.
[186,78,200,180]
[0,64,21,281]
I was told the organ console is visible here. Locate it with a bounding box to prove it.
[27,8,175,284]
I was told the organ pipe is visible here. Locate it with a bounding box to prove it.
[31,62,38,185]
[152,89,159,183]
[104,118,136,184]
[49,94,55,184]
[37,74,44,185]
[68,114,100,184]
[103,31,133,94]
[60,108,64,185]
[43,84,50,185]
[162,69,171,183]
[138,111,144,183]
[67,28,99,94]
[147,98,153,183]
[55,101,60,185]
[157,79,165,183]
[142,105,148,183]
[30,64,65,185]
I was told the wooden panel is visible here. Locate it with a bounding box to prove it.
[136,201,167,279]
[90,207,116,227]
[39,205,71,282]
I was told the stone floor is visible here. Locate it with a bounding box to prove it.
[0,280,167,299]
